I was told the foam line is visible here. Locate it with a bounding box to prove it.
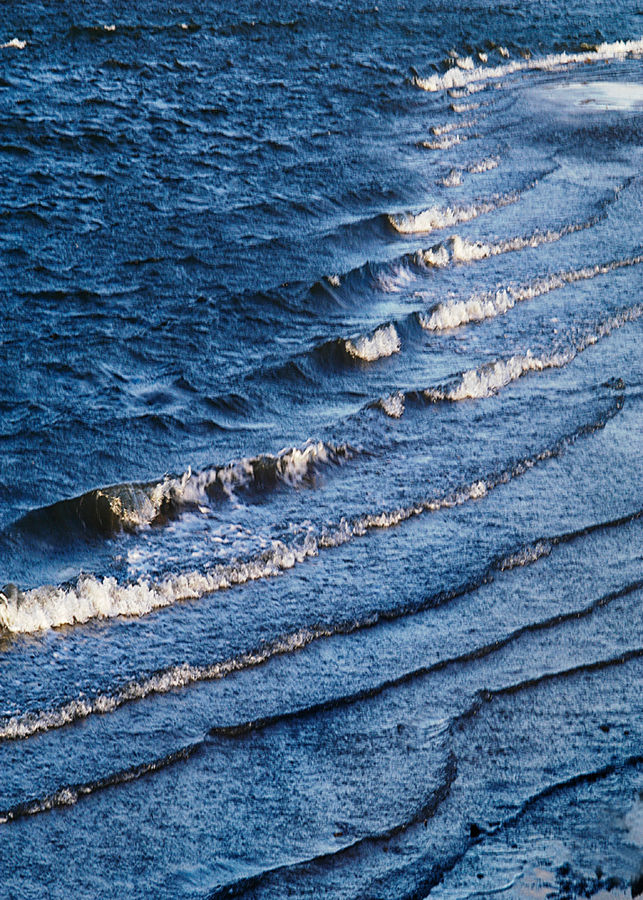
[2,508,638,742]
[420,255,643,331]
[0,399,623,638]
[416,38,643,94]
[388,189,521,235]
[422,306,641,401]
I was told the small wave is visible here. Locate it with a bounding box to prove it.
[3,508,636,742]
[423,304,642,401]
[420,255,643,331]
[440,169,463,187]
[378,392,405,419]
[0,742,202,825]
[450,101,481,113]
[468,156,500,174]
[447,216,595,262]
[0,403,621,635]
[388,189,520,235]
[416,38,643,93]
[485,648,643,708]
[0,626,339,740]
[375,260,420,292]
[420,134,466,150]
[0,532,323,633]
[210,580,643,741]
[206,755,458,899]
[413,218,591,273]
[431,118,477,136]
[497,509,642,573]
[344,323,401,362]
[316,205,606,305]
[2,38,26,49]
[13,440,352,538]
[420,244,452,268]
[499,541,553,570]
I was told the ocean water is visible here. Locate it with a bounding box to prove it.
[0,2,642,897]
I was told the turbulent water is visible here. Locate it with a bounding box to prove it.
[1,2,642,897]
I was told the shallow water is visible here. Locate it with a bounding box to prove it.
[0,2,642,897]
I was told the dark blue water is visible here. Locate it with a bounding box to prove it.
[0,2,642,897]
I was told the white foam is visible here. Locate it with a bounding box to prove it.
[0,402,620,637]
[448,220,587,263]
[389,190,518,235]
[420,134,465,150]
[345,323,401,362]
[0,533,321,634]
[420,256,643,331]
[378,392,405,418]
[456,56,475,71]
[427,351,571,402]
[431,118,476,136]
[499,541,553,571]
[419,245,451,268]
[2,38,26,49]
[420,288,516,330]
[425,305,642,401]
[68,441,344,534]
[411,214,597,276]
[468,156,499,174]
[440,169,463,187]
[177,440,349,507]
[416,38,643,93]
[450,101,481,113]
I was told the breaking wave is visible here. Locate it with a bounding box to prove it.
[445,219,594,263]
[420,134,466,150]
[0,403,622,635]
[423,306,642,401]
[440,169,463,187]
[2,38,27,49]
[1,509,636,741]
[344,323,401,362]
[430,118,478,136]
[420,255,643,331]
[378,392,405,419]
[468,156,500,174]
[12,441,352,537]
[416,38,643,93]
[388,189,521,235]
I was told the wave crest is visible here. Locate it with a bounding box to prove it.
[388,190,519,235]
[13,441,353,539]
[344,324,401,361]
[416,38,643,93]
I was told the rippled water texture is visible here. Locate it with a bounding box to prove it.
[0,1,642,897]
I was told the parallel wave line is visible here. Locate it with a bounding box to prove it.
[207,580,643,738]
[416,38,643,94]
[419,306,641,402]
[0,400,622,636]
[2,509,638,741]
[420,254,643,331]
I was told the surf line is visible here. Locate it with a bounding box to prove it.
[0,466,637,744]
[0,395,623,637]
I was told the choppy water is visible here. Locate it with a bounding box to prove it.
[1,2,642,898]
